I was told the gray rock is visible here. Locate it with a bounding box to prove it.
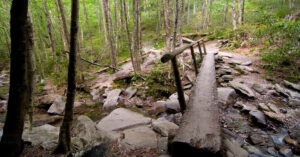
[90,89,100,101]
[124,87,137,99]
[103,89,122,111]
[119,126,157,150]
[279,146,293,157]
[249,110,267,126]
[96,108,152,141]
[165,100,180,114]
[230,80,255,98]
[275,84,290,97]
[257,103,270,111]
[152,120,179,137]
[252,84,267,95]
[169,93,189,102]
[264,111,285,123]
[267,147,280,157]
[241,61,253,66]
[73,115,100,146]
[269,132,289,148]
[249,134,268,145]
[157,137,168,155]
[224,138,248,157]
[219,68,232,75]
[267,90,280,97]
[47,96,66,115]
[290,127,300,144]
[266,103,280,114]
[222,75,234,82]
[229,60,242,65]
[38,94,61,109]
[22,124,59,150]
[245,145,271,157]
[217,87,237,108]
[283,80,300,91]
[289,98,300,107]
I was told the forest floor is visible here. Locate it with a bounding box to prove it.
[0,40,300,157]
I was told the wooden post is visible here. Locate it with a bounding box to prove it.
[202,41,207,55]
[190,46,198,75]
[171,57,186,112]
[197,41,203,60]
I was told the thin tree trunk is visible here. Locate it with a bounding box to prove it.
[163,0,171,51]
[54,0,79,154]
[178,0,185,46]
[187,0,190,24]
[100,0,108,42]
[54,0,67,51]
[103,0,118,69]
[57,0,70,48]
[156,0,161,33]
[238,0,245,25]
[114,0,119,53]
[132,0,141,72]
[0,0,32,156]
[96,0,103,44]
[193,0,196,14]
[223,1,228,25]
[173,0,179,50]
[42,0,56,61]
[137,0,142,56]
[232,0,237,31]
[201,0,207,29]
[82,0,95,54]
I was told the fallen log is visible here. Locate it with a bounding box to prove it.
[182,32,210,38]
[171,53,221,156]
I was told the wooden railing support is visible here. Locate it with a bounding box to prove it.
[171,57,186,112]
[202,41,207,55]
[190,46,198,75]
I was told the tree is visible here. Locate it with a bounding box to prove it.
[54,0,79,154]
[163,0,171,51]
[178,0,185,45]
[0,0,33,156]
[82,0,95,54]
[102,0,118,70]
[232,0,237,31]
[238,0,245,25]
[132,0,141,72]
[187,0,190,24]
[57,0,70,48]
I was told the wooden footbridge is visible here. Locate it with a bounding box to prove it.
[161,40,221,156]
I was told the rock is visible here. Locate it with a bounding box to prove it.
[245,145,269,157]
[239,66,255,73]
[267,90,280,97]
[165,100,180,114]
[249,109,267,126]
[38,94,61,109]
[184,84,193,90]
[73,115,100,146]
[22,124,59,150]
[284,137,298,146]
[290,127,300,144]
[266,103,280,114]
[279,146,293,157]
[269,131,289,148]
[264,111,285,123]
[157,137,168,155]
[229,60,242,65]
[218,68,232,75]
[241,61,253,66]
[124,87,137,99]
[249,134,267,145]
[267,147,279,156]
[152,120,179,137]
[230,80,255,98]
[221,75,234,82]
[148,101,166,115]
[102,89,122,111]
[32,114,62,127]
[113,71,133,82]
[90,89,100,101]
[173,113,183,125]
[289,98,300,107]
[241,103,257,113]
[275,84,290,97]
[47,96,66,115]
[223,138,248,157]
[169,93,189,102]
[283,80,300,91]
[96,108,152,141]
[252,84,267,95]
[78,143,111,157]
[217,87,237,108]
[257,103,270,111]
[119,126,157,150]
[233,101,244,109]
[0,100,7,113]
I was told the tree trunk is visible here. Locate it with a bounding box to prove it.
[57,0,70,49]
[187,0,190,24]
[54,0,79,154]
[132,0,141,72]
[114,0,119,54]
[156,0,161,33]
[163,0,171,51]
[96,0,103,44]
[42,0,56,61]
[100,0,108,42]
[82,0,95,54]
[103,0,118,69]
[193,0,196,14]
[223,1,228,25]
[232,0,237,31]
[54,0,68,51]
[238,0,245,25]
[173,0,179,50]
[137,0,142,56]
[201,0,207,30]
[0,0,32,156]
[178,0,185,46]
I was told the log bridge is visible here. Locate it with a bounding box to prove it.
[161,40,221,156]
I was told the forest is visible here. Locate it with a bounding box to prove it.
[0,0,299,156]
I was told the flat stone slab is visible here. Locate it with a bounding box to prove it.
[119,126,157,150]
[103,89,122,111]
[96,108,152,141]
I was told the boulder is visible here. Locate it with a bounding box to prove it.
[266,103,280,114]
[90,89,100,101]
[124,87,137,99]
[148,101,166,115]
[119,126,157,150]
[244,146,269,157]
[239,66,255,73]
[229,60,242,65]
[249,109,267,126]
[241,61,253,66]
[22,124,59,150]
[165,100,181,114]
[257,103,270,112]
[47,96,82,115]
[221,75,234,82]
[157,137,168,155]
[279,146,293,157]
[38,94,61,109]
[152,120,179,137]
[96,108,152,141]
[73,115,100,145]
[289,98,300,107]
[283,80,300,91]
[223,138,248,157]
[252,84,267,95]
[249,134,268,145]
[102,89,122,111]
[264,111,285,123]
[230,80,255,98]
[169,93,189,102]
[275,84,290,97]
[217,87,237,107]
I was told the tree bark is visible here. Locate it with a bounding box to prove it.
[114,0,119,53]
[238,0,245,25]
[137,0,142,56]
[54,0,68,51]
[173,0,179,50]
[223,1,228,25]
[0,0,32,156]
[82,0,95,54]
[132,0,141,72]
[178,0,185,46]
[163,0,171,51]
[201,0,207,30]
[232,0,237,30]
[100,0,108,42]
[102,0,118,69]
[187,0,190,24]
[54,0,79,154]
[57,0,70,48]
